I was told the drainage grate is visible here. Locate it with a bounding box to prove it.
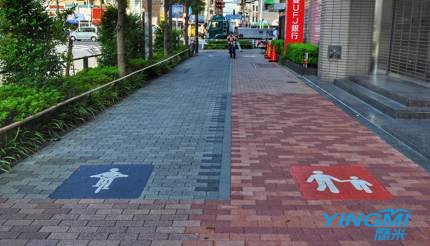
[287,81,298,83]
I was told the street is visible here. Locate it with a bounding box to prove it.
[56,41,101,75]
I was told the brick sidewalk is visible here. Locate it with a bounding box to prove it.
[1,51,429,245]
[184,53,430,245]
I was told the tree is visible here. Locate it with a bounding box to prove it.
[117,0,127,77]
[180,0,190,48]
[191,0,205,54]
[0,0,64,85]
[163,0,170,56]
[168,4,173,53]
[147,0,153,59]
[99,6,144,67]
[56,7,77,77]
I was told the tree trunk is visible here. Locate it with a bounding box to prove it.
[147,0,153,59]
[163,0,169,56]
[56,0,60,15]
[184,2,189,48]
[65,37,73,77]
[194,12,198,54]
[117,0,127,77]
[168,4,173,52]
[142,12,146,60]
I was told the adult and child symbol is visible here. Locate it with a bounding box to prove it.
[306,170,374,194]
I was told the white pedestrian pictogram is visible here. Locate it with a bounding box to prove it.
[306,170,373,194]
[348,176,373,193]
[90,168,128,194]
[306,170,343,193]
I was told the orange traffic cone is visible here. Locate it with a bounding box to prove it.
[268,46,278,62]
[265,44,271,59]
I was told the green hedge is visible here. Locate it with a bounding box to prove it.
[269,40,319,66]
[0,50,187,129]
[52,66,119,99]
[0,86,63,126]
[284,43,319,66]
[205,40,253,49]
[0,49,189,171]
[271,39,284,55]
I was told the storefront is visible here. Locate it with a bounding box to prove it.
[314,0,429,84]
[377,0,430,85]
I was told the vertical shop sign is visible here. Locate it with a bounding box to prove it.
[285,0,305,45]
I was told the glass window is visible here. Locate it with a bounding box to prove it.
[211,22,220,28]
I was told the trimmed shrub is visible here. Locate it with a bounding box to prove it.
[0,50,190,171]
[271,39,284,55]
[50,66,119,98]
[284,43,319,66]
[205,40,253,49]
[0,85,63,127]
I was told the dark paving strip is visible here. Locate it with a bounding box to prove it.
[195,95,228,195]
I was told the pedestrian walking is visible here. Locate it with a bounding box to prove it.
[227,32,237,59]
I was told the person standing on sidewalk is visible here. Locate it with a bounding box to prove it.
[227,32,237,59]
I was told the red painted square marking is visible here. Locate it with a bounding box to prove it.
[290,165,392,200]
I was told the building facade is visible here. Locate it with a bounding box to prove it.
[315,0,430,85]
[47,0,162,25]
[141,0,161,25]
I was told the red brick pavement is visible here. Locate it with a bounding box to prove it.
[0,199,201,245]
[183,55,430,245]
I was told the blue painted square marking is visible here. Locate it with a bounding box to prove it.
[49,164,153,199]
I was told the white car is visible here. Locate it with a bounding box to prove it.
[70,27,98,42]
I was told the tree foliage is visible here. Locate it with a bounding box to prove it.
[190,0,205,14]
[98,5,145,67]
[0,0,65,85]
[154,22,182,52]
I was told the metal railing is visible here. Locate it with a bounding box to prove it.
[0,54,102,83]
[70,54,102,74]
[0,49,189,135]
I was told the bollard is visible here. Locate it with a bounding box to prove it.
[83,57,89,70]
[303,52,309,68]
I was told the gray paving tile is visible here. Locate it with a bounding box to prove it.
[0,52,231,200]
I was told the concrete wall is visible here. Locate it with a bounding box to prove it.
[318,0,375,81]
